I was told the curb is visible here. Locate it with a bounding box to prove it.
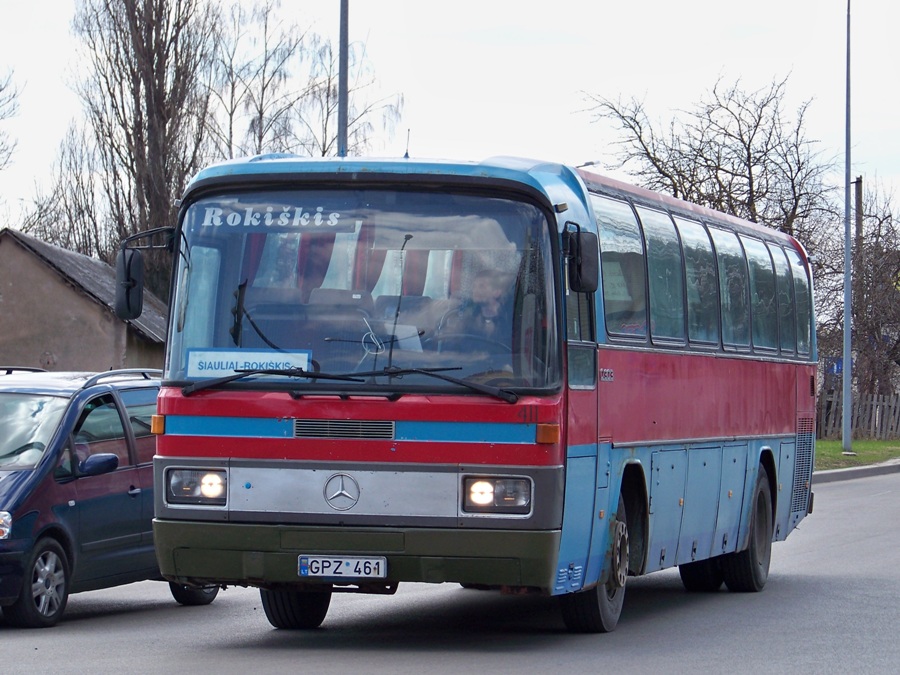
[813,459,900,484]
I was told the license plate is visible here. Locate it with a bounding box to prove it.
[298,555,387,578]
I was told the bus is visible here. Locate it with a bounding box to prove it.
[115,155,815,633]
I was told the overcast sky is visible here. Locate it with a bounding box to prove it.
[1,0,897,217]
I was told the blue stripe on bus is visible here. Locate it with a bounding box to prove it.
[164,416,536,444]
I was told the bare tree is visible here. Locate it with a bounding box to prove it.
[240,0,307,155]
[66,0,218,297]
[206,1,252,160]
[22,123,113,258]
[206,0,311,160]
[588,77,847,371]
[587,77,835,246]
[207,2,402,161]
[0,70,19,171]
[287,35,403,157]
[849,181,900,395]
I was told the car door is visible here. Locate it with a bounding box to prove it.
[69,392,153,586]
[117,386,160,550]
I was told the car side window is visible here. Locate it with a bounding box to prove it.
[118,387,159,465]
[74,394,130,470]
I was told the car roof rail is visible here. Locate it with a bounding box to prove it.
[82,369,163,389]
[0,366,48,375]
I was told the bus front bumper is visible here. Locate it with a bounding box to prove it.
[153,519,561,592]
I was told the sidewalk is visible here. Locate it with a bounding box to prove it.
[813,457,900,484]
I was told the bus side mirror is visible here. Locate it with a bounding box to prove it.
[568,231,599,293]
[115,248,145,320]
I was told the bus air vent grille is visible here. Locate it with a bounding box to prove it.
[293,419,395,440]
[791,417,815,513]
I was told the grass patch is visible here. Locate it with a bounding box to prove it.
[815,439,900,471]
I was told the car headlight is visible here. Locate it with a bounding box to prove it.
[463,476,532,514]
[166,468,227,506]
[0,511,11,539]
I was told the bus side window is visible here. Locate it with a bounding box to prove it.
[768,243,796,354]
[785,248,812,356]
[673,217,719,346]
[592,195,647,338]
[741,236,778,351]
[709,227,751,349]
[636,206,685,344]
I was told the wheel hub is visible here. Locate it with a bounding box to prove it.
[611,520,629,589]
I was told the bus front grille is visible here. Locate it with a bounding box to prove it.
[293,419,395,440]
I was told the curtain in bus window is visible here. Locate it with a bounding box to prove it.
[741,236,778,351]
[673,217,719,345]
[785,248,812,356]
[708,227,751,349]
[635,206,685,343]
[768,243,796,354]
[592,195,647,338]
[353,221,388,292]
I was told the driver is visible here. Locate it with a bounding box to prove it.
[441,269,514,342]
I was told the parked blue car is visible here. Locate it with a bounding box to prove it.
[0,368,218,628]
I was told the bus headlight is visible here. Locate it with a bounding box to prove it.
[463,477,532,514]
[166,468,227,506]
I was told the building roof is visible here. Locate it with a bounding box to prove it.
[0,227,167,343]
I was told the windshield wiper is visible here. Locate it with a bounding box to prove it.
[182,367,364,396]
[354,366,518,404]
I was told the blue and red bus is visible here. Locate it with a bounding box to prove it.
[116,155,815,633]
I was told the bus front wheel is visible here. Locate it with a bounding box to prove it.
[721,465,773,592]
[559,494,628,633]
[260,586,332,629]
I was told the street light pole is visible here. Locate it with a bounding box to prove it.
[337,0,349,157]
[841,0,853,452]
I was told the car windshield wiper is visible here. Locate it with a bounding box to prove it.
[182,367,364,396]
[353,366,518,404]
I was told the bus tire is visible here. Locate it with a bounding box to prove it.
[721,465,773,592]
[260,587,332,629]
[559,495,627,633]
[678,557,724,592]
[169,582,219,606]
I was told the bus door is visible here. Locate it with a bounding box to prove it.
[555,285,606,592]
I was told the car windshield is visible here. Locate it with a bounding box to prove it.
[167,188,560,393]
[0,393,69,469]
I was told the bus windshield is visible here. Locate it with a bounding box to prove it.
[167,189,560,392]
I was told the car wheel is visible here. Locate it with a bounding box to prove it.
[169,582,219,606]
[5,538,70,628]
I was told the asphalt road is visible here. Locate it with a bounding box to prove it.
[4,468,899,674]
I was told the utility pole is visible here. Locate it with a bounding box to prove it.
[337,0,349,157]
[841,0,853,452]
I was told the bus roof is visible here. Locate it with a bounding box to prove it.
[184,154,807,258]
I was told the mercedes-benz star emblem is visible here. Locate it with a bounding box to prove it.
[323,473,360,511]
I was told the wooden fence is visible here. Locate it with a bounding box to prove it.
[818,390,900,440]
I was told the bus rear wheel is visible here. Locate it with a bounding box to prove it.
[560,495,628,633]
[260,586,332,629]
[678,557,724,592]
[721,465,773,592]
